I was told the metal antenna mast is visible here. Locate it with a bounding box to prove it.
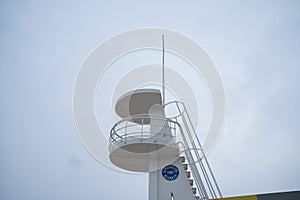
[162,34,165,106]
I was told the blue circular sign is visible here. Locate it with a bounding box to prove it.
[162,165,179,181]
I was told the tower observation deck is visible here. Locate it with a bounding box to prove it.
[109,88,222,200]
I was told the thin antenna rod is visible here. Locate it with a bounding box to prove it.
[162,34,165,106]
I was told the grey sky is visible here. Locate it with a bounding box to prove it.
[1,0,300,199]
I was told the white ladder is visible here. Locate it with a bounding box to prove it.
[166,101,223,200]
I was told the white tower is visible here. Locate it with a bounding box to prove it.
[109,88,223,200]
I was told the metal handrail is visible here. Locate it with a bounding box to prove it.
[109,114,180,147]
[163,101,186,119]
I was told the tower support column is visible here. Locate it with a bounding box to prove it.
[149,157,195,200]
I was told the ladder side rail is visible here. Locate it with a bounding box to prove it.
[175,103,208,199]
[183,107,222,198]
[183,109,221,199]
[185,149,207,199]
[175,101,216,198]
[182,140,208,199]
[180,113,216,199]
[174,101,221,199]
[181,104,223,198]
[177,124,208,199]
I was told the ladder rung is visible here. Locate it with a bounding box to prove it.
[192,188,197,194]
[186,171,191,178]
[183,164,188,170]
[180,156,185,163]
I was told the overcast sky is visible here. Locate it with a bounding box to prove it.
[1,0,300,199]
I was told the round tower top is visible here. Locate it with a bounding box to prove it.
[115,88,162,124]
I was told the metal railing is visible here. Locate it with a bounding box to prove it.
[109,114,180,150]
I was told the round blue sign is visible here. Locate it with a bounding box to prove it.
[162,165,179,181]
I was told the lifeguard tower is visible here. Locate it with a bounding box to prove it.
[109,88,222,200]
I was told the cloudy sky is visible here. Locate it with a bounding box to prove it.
[1,0,300,199]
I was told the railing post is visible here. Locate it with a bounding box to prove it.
[141,117,144,141]
[124,120,128,144]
